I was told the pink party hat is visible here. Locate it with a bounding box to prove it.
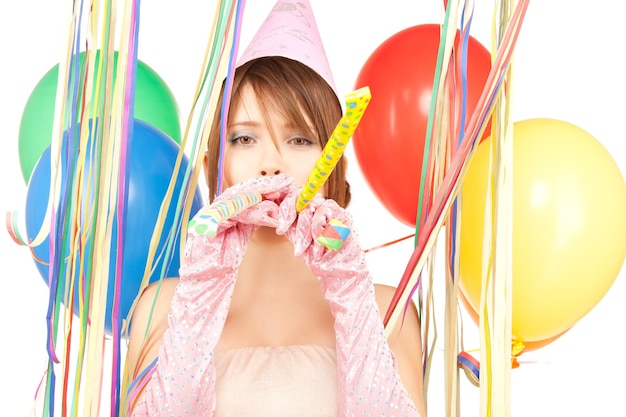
[237,0,338,96]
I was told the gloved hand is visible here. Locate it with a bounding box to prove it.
[277,191,421,417]
[129,175,293,417]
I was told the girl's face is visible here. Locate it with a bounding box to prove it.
[222,84,322,189]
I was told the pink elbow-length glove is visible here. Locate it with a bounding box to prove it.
[129,175,291,417]
[277,191,420,417]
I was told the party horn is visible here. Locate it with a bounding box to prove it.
[188,191,262,237]
[295,86,371,213]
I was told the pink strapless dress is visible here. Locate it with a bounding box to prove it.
[213,345,338,417]
[215,345,338,417]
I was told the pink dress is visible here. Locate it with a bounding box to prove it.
[214,345,338,416]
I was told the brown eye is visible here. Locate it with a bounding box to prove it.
[238,136,253,145]
[228,134,255,145]
[289,136,314,146]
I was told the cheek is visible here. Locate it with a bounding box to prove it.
[222,150,255,189]
[290,152,322,188]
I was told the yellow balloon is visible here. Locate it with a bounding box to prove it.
[459,118,626,342]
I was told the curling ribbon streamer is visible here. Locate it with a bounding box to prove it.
[5,211,27,245]
[121,2,246,415]
[188,191,262,236]
[383,0,530,333]
[457,339,526,387]
[295,86,371,213]
[457,351,480,387]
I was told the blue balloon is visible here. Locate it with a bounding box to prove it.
[25,119,204,335]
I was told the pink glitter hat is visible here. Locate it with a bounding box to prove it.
[237,0,338,97]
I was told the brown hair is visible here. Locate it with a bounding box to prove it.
[205,56,351,207]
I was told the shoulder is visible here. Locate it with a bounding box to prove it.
[126,277,180,379]
[373,282,400,310]
[130,278,180,329]
[373,283,420,343]
[136,277,180,307]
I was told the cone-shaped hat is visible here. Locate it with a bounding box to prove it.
[237,0,338,96]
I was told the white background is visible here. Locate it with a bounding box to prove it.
[1,1,625,416]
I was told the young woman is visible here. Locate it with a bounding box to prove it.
[125,3,426,416]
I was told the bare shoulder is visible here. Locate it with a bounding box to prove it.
[373,283,400,313]
[374,283,426,416]
[126,277,180,380]
[373,283,420,343]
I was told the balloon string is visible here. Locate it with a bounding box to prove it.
[364,234,415,253]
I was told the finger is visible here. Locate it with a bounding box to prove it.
[291,195,328,256]
[275,186,302,235]
[234,200,281,228]
[217,175,294,203]
[309,199,342,237]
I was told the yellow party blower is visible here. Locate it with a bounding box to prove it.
[295,86,371,213]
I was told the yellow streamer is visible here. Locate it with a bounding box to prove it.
[478,2,516,417]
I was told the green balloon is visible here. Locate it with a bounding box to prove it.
[18,51,182,183]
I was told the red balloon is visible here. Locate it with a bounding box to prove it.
[353,24,492,227]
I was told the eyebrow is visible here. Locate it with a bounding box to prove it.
[228,120,308,132]
[228,120,263,129]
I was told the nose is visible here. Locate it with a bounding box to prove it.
[259,141,282,177]
[261,169,281,176]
